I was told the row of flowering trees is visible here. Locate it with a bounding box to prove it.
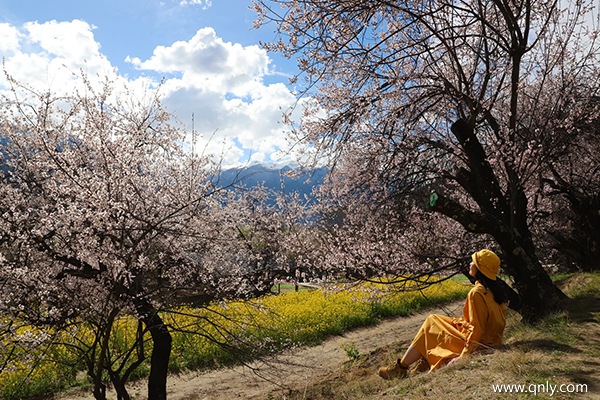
[2,0,600,397]
[0,76,302,399]
[252,0,600,322]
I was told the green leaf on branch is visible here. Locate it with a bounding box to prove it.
[429,192,439,208]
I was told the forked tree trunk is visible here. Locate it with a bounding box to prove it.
[433,191,568,322]
[430,119,568,322]
[111,377,131,400]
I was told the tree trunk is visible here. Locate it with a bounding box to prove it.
[136,300,172,400]
[92,381,107,400]
[492,233,568,322]
[110,374,131,400]
[429,119,569,322]
[91,308,120,400]
[545,168,600,271]
[432,191,567,322]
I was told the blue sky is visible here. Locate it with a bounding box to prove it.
[0,0,303,166]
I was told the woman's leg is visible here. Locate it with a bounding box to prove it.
[378,345,425,379]
[400,344,421,367]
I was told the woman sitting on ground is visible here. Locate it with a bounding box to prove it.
[378,249,509,379]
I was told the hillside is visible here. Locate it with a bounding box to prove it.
[56,273,600,400]
[215,164,328,200]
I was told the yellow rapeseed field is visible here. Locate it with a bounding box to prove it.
[0,277,469,399]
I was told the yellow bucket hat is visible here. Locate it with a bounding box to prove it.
[472,249,500,280]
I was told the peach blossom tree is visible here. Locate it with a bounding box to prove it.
[253,0,600,321]
[0,76,290,399]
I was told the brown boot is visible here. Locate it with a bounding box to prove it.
[378,359,408,380]
[411,357,430,373]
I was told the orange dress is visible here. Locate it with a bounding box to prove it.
[410,282,507,370]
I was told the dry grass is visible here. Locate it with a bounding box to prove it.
[277,273,600,400]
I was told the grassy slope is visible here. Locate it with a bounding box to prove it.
[3,279,469,400]
[281,273,600,400]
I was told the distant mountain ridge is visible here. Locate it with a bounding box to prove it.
[216,164,328,199]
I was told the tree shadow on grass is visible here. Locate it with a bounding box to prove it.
[566,293,600,323]
[557,359,600,393]
[564,293,600,392]
[508,338,582,353]
[500,290,600,393]
[504,338,599,392]
[524,291,600,393]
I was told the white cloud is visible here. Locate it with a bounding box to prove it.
[0,19,302,167]
[128,27,270,97]
[1,20,116,93]
[24,20,100,62]
[0,23,21,52]
[128,27,300,165]
[179,0,212,9]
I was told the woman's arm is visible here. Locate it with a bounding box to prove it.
[460,290,488,356]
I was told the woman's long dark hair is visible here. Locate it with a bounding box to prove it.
[475,271,507,305]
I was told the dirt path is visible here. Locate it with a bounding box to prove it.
[56,301,463,400]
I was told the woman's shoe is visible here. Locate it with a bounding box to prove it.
[378,359,408,380]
